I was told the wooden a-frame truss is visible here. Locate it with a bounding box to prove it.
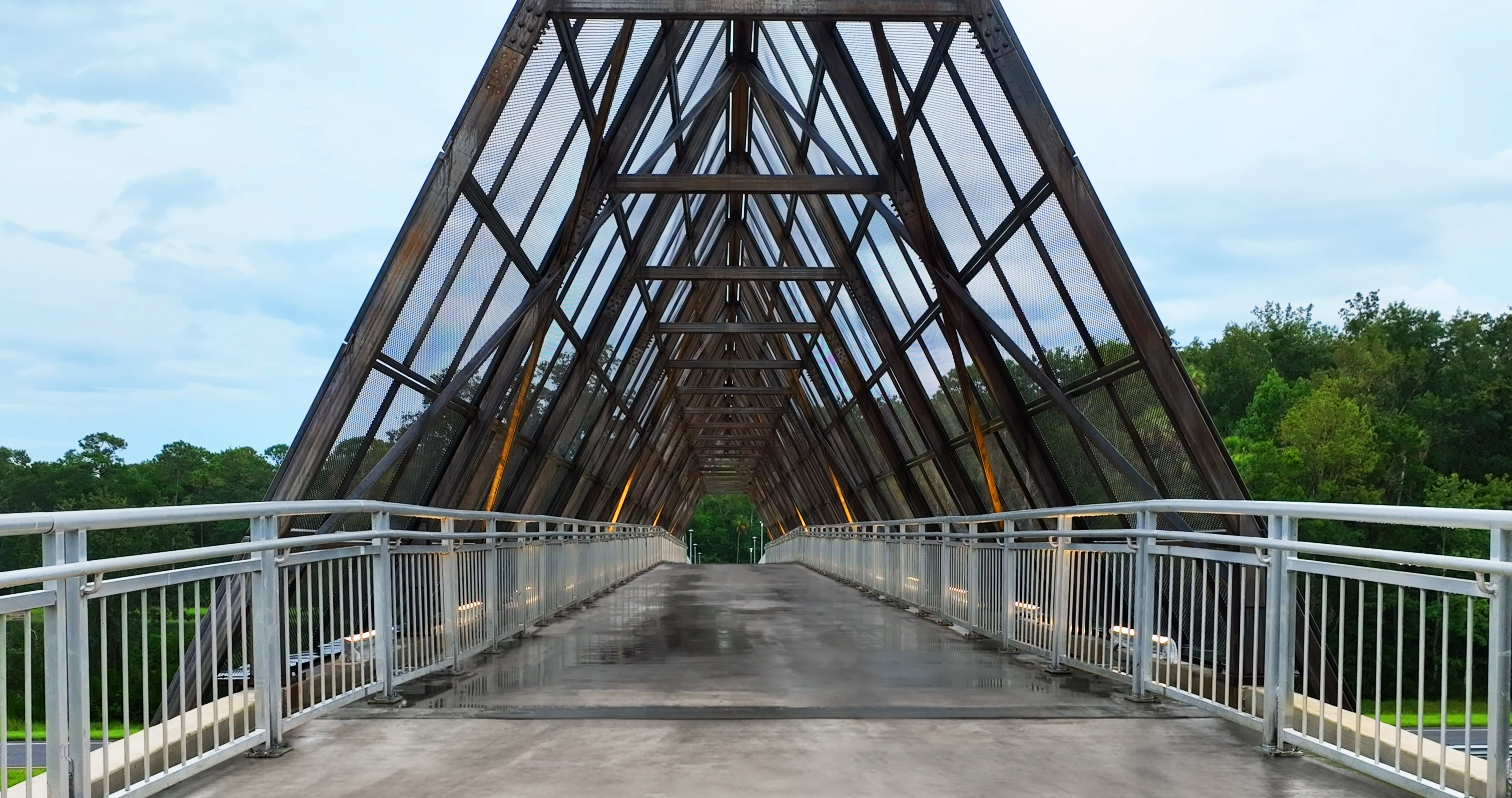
[266,0,1251,539]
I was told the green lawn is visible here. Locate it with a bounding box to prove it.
[5,720,141,741]
[7,769,42,788]
[1356,699,1506,729]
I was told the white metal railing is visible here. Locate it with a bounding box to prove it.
[764,499,1512,798]
[0,500,683,797]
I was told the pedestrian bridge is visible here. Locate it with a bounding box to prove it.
[3,0,1511,795]
[3,498,1510,797]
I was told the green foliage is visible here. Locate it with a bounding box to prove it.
[1185,291,1512,555]
[686,494,763,564]
[0,434,283,572]
[1184,302,1337,435]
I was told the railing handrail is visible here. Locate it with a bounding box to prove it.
[0,524,680,591]
[772,498,1512,533]
[766,498,1511,577]
[774,525,1512,578]
[0,498,666,536]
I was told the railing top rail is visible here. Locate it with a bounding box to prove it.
[772,498,1512,532]
[0,524,681,591]
[773,525,1512,577]
[0,498,664,536]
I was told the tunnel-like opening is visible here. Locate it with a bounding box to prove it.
[684,493,765,562]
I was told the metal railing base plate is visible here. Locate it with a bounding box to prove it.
[245,743,293,759]
[1258,745,1303,758]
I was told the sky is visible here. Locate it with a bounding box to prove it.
[1,0,1509,462]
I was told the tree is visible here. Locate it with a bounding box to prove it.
[686,494,760,563]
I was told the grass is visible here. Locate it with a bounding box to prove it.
[1356,699,1503,729]
[5,720,142,742]
[6,769,42,787]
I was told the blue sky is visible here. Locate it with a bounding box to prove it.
[2,0,1509,461]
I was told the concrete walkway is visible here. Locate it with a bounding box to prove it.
[160,564,1404,797]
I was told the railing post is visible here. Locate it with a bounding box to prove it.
[939,524,950,616]
[1262,515,1298,755]
[246,515,291,757]
[1000,521,1017,652]
[41,529,74,797]
[440,517,464,675]
[368,512,403,705]
[1045,515,1073,675]
[967,522,980,632]
[1487,525,1511,798]
[484,519,501,652]
[61,528,91,796]
[1127,510,1158,702]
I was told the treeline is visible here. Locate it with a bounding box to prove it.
[0,434,287,571]
[1182,292,1512,553]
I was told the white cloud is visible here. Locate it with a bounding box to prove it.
[0,0,510,459]
[1004,0,1512,338]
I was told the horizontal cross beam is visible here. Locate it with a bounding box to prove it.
[675,386,789,395]
[661,322,819,334]
[684,411,783,416]
[667,360,802,369]
[642,267,840,281]
[684,422,781,429]
[611,174,882,194]
[556,0,970,20]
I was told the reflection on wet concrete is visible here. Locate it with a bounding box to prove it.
[353,564,1204,719]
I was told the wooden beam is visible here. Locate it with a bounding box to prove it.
[683,411,785,417]
[556,0,969,20]
[660,322,818,334]
[675,386,789,395]
[642,267,840,281]
[667,359,803,369]
[611,174,882,194]
[684,422,781,429]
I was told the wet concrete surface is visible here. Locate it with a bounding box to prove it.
[334,563,1195,720]
[159,564,1406,797]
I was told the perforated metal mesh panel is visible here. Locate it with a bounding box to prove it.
[270,2,1248,540]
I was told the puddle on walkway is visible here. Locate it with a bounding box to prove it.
[372,564,1147,714]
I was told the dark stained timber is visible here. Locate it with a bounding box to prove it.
[272,0,1253,544]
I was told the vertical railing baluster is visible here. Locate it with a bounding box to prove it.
[63,529,91,797]
[1001,521,1016,652]
[1487,525,1510,798]
[42,529,72,798]
[440,518,463,674]
[485,520,501,652]
[967,522,980,632]
[1047,516,1072,675]
[368,512,402,705]
[1262,515,1297,755]
[1129,510,1156,702]
[247,515,290,757]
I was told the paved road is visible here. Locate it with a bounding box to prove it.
[159,564,1406,797]
[1417,726,1495,756]
[6,740,102,768]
